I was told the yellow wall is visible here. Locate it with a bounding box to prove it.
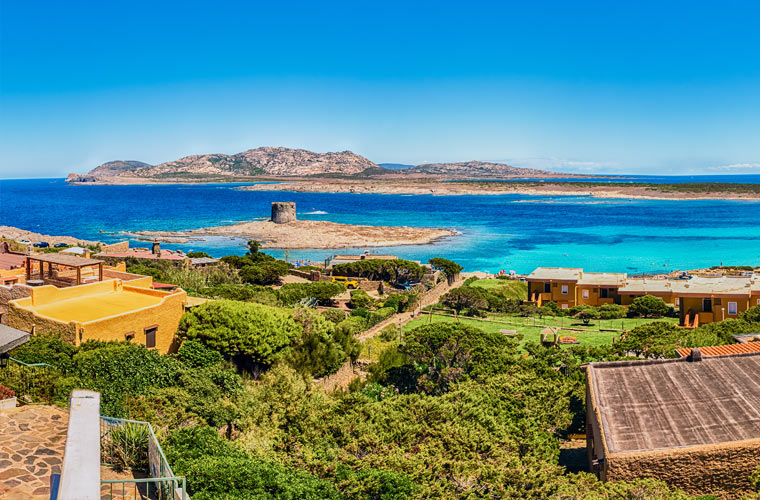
[528,280,576,308]
[8,279,187,354]
[577,286,620,307]
[679,296,750,326]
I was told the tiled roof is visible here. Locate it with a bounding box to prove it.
[675,342,760,358]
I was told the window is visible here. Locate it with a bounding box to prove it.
[600,288,609,299]
[145,326,158,348]
[728,302,738,315]
[675,297,680,307]
[702,299,712,313]
[544,283,551,293]
[125,331,135,341]
[561,285,568,294]
[582,289,589,299]
[714,298,722,306]
[561,303,569,309]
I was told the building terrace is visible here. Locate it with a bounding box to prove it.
[25,253,104,287]
[8,279,188,353]
[586,351,760,498]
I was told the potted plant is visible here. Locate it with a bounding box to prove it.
[0,384,16,410]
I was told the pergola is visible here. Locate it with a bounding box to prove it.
[26,254,104,287]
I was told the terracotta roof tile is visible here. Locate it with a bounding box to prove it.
[675,342,760,358]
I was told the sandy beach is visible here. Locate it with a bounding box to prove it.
[238,179,760,201]
[125,219,457,249]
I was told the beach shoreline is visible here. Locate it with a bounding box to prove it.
[236,179,760,201]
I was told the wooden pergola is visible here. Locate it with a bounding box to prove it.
[26,254,104,287]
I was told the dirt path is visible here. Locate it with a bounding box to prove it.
[357,274,466,342]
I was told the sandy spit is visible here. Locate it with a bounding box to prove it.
[238,180,760,201]
[127,220,457,249]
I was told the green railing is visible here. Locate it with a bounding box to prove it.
[101,477,187,500]
[100,416,187,500]
[0,357,58,404]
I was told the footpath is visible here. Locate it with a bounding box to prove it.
[357,274,467,342]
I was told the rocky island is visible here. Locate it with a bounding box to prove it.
[123,202,456,249]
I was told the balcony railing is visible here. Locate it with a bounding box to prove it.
[100,416,188,499]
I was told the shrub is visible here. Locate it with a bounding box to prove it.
[74,343,180,416]
[10,333,78,373]
[0,384,15,400]
[177,300,302,366]
[400,323,517,394]
[178,340,224,368]
[628,295,670,318]
[349,289,374,309]
[321,308,348,324]
[278,281,345,306]
[187,251,212,258]
[285,309,350,377]
[239,261,290,286]
[598,303,627,319]
[196,284,279,305]
[164,426,340,500]
[441,286,488,313]
[336,316,369,337]
[428,257,463,284]
[332,259,424,284]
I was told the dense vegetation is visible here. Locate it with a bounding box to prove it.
[332,258,425,284]
[12,260,760,498]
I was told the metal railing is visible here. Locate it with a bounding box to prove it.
[100,416,187,500]
[0,357,57,404]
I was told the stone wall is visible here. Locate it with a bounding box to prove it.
[271,202,296,224]
[101,241,130,253]
[606,439,760,499]
[8,302,78,344]
[0,284,32,325]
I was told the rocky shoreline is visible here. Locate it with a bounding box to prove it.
[0,226,100,246]
[126,219,457,249]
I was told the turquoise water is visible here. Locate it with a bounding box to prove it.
[1,178,759,273]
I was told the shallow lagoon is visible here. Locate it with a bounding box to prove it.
[1,178,759,273]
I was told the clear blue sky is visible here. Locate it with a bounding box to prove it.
[2,0,760,177]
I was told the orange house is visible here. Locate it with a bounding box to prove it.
[526,268,583,309]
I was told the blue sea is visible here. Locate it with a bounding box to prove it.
[1,178,760,274]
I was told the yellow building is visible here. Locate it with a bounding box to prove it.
[8,279,188,353]
[617,278,677,306]
[670,277,755,328]
[576,272,626,306]
[526,268,583,309]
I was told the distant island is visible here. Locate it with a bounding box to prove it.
[65,146,760,201]
[65,146,594,183]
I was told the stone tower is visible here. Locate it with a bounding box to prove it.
[271,202,296,224]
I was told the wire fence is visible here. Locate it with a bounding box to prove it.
[0,357,58,404]
[100,416,187,500]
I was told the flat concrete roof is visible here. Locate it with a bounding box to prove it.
[669,276,753,296]
[577,272,627,286]
[526,267,583,281]
[589,353,760,453]
[0,324,30,353]
[28,289,163,323]
[618,278,673,294]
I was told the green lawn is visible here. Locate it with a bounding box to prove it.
[404,313,678,349]
[469,279,527,300]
